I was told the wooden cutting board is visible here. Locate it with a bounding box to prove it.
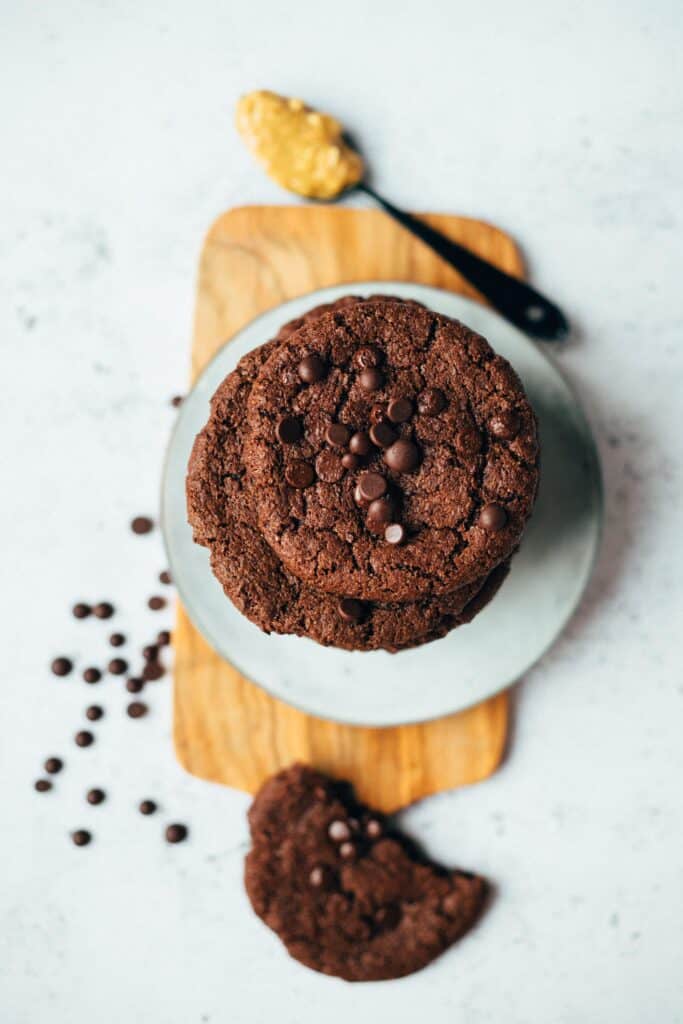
[173,205,522,813]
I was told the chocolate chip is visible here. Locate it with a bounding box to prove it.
[490,410,520,440]
[341,452,360,470]
[315,450,345,483]
[309,865,333,888]
[418,387,446,416]
[276,416,302,444]
[72,602,91,619]
[369,404,387,425]
[131,516,154,535]
[349,431,371,456]
[326,422,351,448]
[367,498,394,524]
[359,368,384,392]
[44,757,63,774]
[148,596,166,611]
[139,799,157,815]
[366,819,383,839]
[159,570,172,585]
[383,439,420,473]
[87,788,105,805]
[369,421,397,448]
[156,630,171,646]
[143,662,164,681]
[75,731,94,748]
[82,667,101,684]
[171,395,183,408]
[143,645,158,662]
[358,472,387,501]
[339,841,356,860]
[353,346,381,370]
[387,397,413,423]
[385,523,406,545]
[108,658,128,676]
[165,823,188,844]
[35,779,52,793]
[71,829,91,847]
[479,504,507,532]
[126,677,145,693]
[285,460,316,489]
[51,657,73,677]
[93,602,114,620]
[328,820,352,842]
[127,701,148,719]
[109,632,125,647]
[85,705,103,721]
[298,354,326,384]
[337,598,367,624]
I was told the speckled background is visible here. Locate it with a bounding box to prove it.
[1,1,682,1021]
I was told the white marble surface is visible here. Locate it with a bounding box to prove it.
[2,1,682,1020]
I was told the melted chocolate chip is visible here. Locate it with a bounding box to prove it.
[337,598,367,624]
[285,460,316,489]
[418,387,446,416]
[276,416,302,444]
[325,423,351,448]
[358,472,387,501]
[315,450,345,483]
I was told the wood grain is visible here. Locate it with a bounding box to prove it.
[173,205,523,812]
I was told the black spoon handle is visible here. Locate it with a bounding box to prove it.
[357,183,569,341]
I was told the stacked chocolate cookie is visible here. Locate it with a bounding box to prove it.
[187,296,539,652]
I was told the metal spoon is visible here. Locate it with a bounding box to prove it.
[337,137,569,342]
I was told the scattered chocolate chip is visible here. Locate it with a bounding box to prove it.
[359,367,384,392]
[418,387,447,416]
[131,516,154,535]
[337,598,367,624]
[374,904,402,930]
[326,422,351,448]
[126,677,145,693]
[276,416,302,444]
[366,819,383,839]
[165,823,188,844]
[109,632,125,647]
[285,461,315,489]
[35,779,52,793]
[159,570,172,585]
[127,701,148,719]
[45,757,63,774]
[328,820,352,842]
[315,450,345,483]
[384,439,420,473]
[85,705,103,721]
[339,841,356,860]
[82,667,101,684]
[93,602,114,620]
[171,395,183,408]
[143,644,159,662]
[490,410,520,440]
[75,731,94,748]
[367,498,394,524]
[349,431,371,456]
[358,472,387,501]
[369,421,397,448]
[479,503,508,532]
[369,404,387,425]
[71,829,92,847]
[72,602,91,620]
[387,397,413,423]
[143,662,164,681]
[341,452,360,470]
[298,354,326,384]
[139,799,157,815]
[353,346,381,370]
[385,523,407,545]
[51,657,73,677]
[87,788,105,805]
[108,658,128,676]
[309,865,332,889]
[156,630,171,646]
[148,596,166,611]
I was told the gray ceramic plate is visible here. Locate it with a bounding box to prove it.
[162,282,602,727]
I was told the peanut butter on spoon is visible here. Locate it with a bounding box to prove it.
[235,90,364,200]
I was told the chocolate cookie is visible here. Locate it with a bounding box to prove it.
[244,298,539,601]
[245,764,488,981]
[187,303,508,651]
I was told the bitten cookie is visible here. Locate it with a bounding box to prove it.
[245,764,488,982]
[244,298,539,601]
